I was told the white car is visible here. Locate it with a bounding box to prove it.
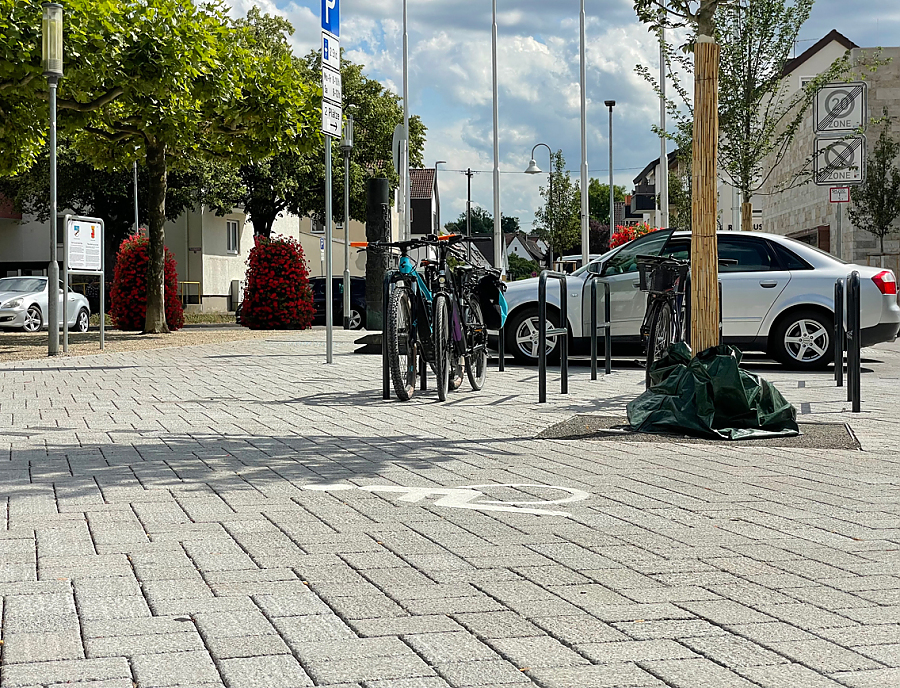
[503,230,900,369]
[0,276,91,333]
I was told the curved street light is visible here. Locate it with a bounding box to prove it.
[525,143,553,269]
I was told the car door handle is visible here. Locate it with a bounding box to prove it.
[759,280,778,288]
[632,281,641,289]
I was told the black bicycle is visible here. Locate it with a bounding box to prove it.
[637,254,689,388]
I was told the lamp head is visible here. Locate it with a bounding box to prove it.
[42,2,64,79]
[524,159,542,175]
[604,100,616,108]
[340,113,354,152]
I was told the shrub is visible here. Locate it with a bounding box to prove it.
[508,253,540,281]
[110,235,184,331]
[240,235,314,329]
[610,221,657,249]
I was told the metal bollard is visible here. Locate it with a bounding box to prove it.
[538,270,569,403]
[498,324,505,372]
[847,271,861,412]
[589,277,612,380]
[834,279,844,387]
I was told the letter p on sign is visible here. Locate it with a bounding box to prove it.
[322,0,339,37]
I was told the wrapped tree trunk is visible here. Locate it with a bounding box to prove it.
[690,38,720,354]
[364,178,391,330]
[144,141,169,334]
[741,200,753,232]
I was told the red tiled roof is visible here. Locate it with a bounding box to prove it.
[410,168,435,200]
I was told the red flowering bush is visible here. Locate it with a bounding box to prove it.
[609,221,658,249]
[110,235,184,331]
[240,235,314,329]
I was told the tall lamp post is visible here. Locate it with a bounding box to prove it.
[434,160,446,232]
[43,2,63,357]
[525,143,553,270]
[340,113,354,330]
[605,101,616,240]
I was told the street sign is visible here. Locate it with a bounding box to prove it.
[321,0,339,37]
[322,65,341,105]
[320,237,326,250]
[67,217,102,271]
[830,187,851,203]
[322,99,342,137]
[815,82,867,134]
[321,32,340,72]
[814,135,866,186]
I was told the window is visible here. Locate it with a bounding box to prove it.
[311,215,325,234]
[770,241,814,270]
[602,230,674,276]
[227,220,239,254]
[717,237,776,272]
[800,76,814,90]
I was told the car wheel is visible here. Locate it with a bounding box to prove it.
[771,309,832,370]
[23,306,43,332]
[505,307,561,365]
[76,308,90,333]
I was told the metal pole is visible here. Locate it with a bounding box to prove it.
[382,271,391,399]
[560,274,568,395]
[466,168,472,261]
[343,146,351,329]
[402,0,410,242]
[548,161,553,270]
[835,200,843,260]
[491,0,502,272]
[659,17,669,229]
[62,212,68,352]
[606,101,615,241]
[538,273,547,403]
[590,278,598,380]
[579,0,589,267]
[47,77,59,356]
[604,282,611,375]
[133,161,139,234]
[325,138,334,363]
[834,278,844,386]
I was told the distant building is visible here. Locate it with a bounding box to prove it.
[409,168,440,236]
[505,231,546,265]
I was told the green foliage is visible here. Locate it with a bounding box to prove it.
[444,207,519,236]
[848,112,900,254]
[507,253,539,281]
[633,0,727,37]
[532,150,580,262]
[580,179,626,225]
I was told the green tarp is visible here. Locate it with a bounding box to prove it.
[627,343,800,440]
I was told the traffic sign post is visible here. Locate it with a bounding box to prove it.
[321,0,340,364]
[830,187,850,203]
[814,135,866,186]
[62,214,105,353]
[830,187,850,260]
[815,82,867,134]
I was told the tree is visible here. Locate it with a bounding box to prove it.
[507,253,539,281]
[532,150,580,266]
[2,0,319,333]
[848,112,900,255]
[444,207,519,236]
[585,179,626,225]
[634,0,725,353]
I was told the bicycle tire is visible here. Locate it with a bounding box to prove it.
[434,294,451,401]
[464,297,487,391]
[645,299,674,389]
[387,285,417,401]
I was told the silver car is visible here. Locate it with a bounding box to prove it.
[0,276,91,333]
[503,230,900,369]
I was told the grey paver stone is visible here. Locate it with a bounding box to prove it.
[219,655,314,688]
[204,633,291,660]
[829,668,900,687]
[403,632,499,663]
[488,635,589,668]
[302,654,436,684]
[193,610,277,638]
[85,631,206,658]
[252,592,332,617]
[1,631,84,663]
[577,639,698,663]
[531,615,629,644]
[768,639,882,672]
[350,615,466,637]
[526,663,665,687]
[131,650,221,687]
[272,614,356,644]
[738,663,859,688]
[433,659,533,686]
[453,611,544,639]
[681,634,788,666]
[0,657,131,687]
[641,657,764,687]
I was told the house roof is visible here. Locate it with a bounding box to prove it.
[781,29,857,77]
[409,168,435,200]
[504,231,545,262]
[633,149,680,186]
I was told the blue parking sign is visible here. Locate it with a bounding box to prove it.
[321,0,339,37]
[320,237,326,250]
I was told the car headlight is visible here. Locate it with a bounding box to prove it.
[0,298,23,309]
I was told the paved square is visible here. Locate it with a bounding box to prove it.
[0,329,898,687]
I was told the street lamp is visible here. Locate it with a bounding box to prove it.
[525,143,553,269]
[434,160,446,233]
[43,2,63,357]
[605,101,616,241]
[340,112,354,330]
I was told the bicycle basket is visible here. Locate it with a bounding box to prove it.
[638,261,680,293]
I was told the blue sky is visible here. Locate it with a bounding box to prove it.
[232,0,900,231]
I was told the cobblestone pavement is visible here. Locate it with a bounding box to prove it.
[0,331,898,688]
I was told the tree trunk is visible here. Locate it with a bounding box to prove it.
[741,200,752,232]
[690,38,720,355]
[144,141,169,334]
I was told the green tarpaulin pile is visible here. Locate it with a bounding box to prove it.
[627,343,800,440]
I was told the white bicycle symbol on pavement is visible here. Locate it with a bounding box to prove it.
[302,483,590,517]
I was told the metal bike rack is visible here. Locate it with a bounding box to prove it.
[587,275,612,379]
[498,323,505,372]
[382,270,395,400]
[834,279,845,388]
[538,270,569,403]
[846,271,861,412]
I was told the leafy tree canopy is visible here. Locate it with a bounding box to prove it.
[444,206,519,236]
[532,150,580,262]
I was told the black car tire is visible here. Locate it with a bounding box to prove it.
[505,307,561,365]
[23,305,43,332]
[76,308,90,333]
[770,309,832,370]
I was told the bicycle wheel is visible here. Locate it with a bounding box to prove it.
[387,285,417,401]
[645,299,675,389]
[433,294,451,401]
[464,297,487,391]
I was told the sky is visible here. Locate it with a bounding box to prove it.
[230,0,900,232]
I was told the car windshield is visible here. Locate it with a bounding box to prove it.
[571,249,618,276]
[0,277,46,293]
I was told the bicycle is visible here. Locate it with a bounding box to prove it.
[637,254,689,389]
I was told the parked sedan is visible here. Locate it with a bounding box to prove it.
[0,276,92,333]
[310,276,367,330]
[502,230,900,369]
